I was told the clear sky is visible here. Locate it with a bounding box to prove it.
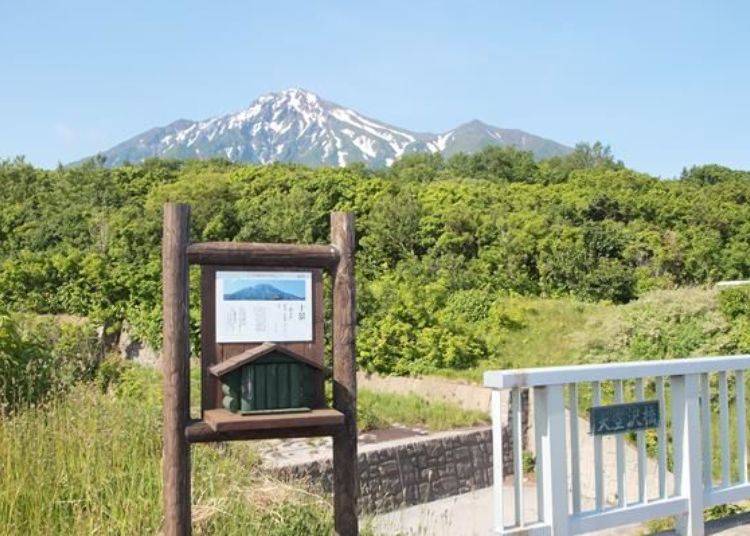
[2,0,748,177]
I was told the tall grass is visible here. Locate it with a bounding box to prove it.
[0,379,336,535]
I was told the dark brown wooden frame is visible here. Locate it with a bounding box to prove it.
[162,204,358,536]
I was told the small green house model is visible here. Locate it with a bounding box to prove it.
[209,342,324,414]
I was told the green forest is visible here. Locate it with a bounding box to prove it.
[4,144,750,532]
[2,143,750,382]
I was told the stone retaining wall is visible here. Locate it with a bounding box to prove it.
[276,425,519,514]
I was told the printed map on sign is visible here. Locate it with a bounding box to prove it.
[216,271,313,343]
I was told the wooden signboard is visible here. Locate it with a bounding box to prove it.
[161,204,358,536]
[200,266,326,416]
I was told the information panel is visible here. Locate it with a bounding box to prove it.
[588,400,660,436]
[215,271,313,343]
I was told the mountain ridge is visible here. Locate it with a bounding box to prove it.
[225,283,304,301]
[78,88,572,168]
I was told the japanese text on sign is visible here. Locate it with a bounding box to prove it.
[588,400,660,436]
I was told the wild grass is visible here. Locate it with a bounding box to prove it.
[0,374,336,535]
[0,353,478,534]
[433,296,608,383]
[357,388,489,432]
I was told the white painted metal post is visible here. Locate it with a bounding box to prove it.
[672,374,705,536]
[511,388,524,526]
[534,387,546,522]
[491,389,505,534]
[535,384,569,535]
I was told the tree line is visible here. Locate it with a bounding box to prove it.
[1,144,749,374]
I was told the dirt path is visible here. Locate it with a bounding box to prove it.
[371,484,643,536]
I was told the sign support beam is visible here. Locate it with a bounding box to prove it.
[162,203,192,536]
[331,212,358,536]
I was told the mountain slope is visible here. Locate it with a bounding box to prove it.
[81,88,571,167]
[225,283,304,301]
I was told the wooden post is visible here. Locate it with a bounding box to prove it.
[162,203,191,536]
[331,212,358,536]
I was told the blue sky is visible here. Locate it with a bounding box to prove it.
[1,1,748,177]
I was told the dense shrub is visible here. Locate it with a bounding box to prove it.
[2,150,750,374]
[0,313,101,413]
[718,286,750,320]
[580,288,735,364]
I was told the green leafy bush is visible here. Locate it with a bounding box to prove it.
[0,313,101,413]
[718,286,750,320]
[580,288,734,364]
[2,153,750,375]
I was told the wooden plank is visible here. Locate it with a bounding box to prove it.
[278,363,290,407]
[534,389,544,523]
[162,203,192,536]
[187,241,340,268]
[704,481,750,507]
[255,365,266,412]
[242,366,254,413]
[202,408,344,433]
[570,496,688,535]
[492,525,550,536]
[200,265,217,418]
[185,419,343,443]
[267,365,278,409]
[331,212,358,536]
[209,343,324,377]
[290,364,301,408]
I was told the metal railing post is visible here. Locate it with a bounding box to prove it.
[535,384,569,535]
[672,373,705,536]
[491,389,505,534]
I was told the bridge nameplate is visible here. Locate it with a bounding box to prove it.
[588,400,659,436]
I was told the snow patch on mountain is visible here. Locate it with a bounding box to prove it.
[80,88,572,168]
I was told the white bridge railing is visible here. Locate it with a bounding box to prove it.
[484,355,750,536]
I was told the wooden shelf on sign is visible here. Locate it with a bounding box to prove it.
[184,408,345,443]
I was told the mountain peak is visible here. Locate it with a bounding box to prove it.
[259,87,321,104]
[456,119,492,130]
[79,89,572,167]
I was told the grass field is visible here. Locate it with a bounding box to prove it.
[434,296,608,383]
[3,286,748,533]
[358,389,489,431]
[435,286,741,384]
[0,380,336,535]
[0,360,484,535]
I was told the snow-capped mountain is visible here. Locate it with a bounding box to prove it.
[83,88,571,167]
